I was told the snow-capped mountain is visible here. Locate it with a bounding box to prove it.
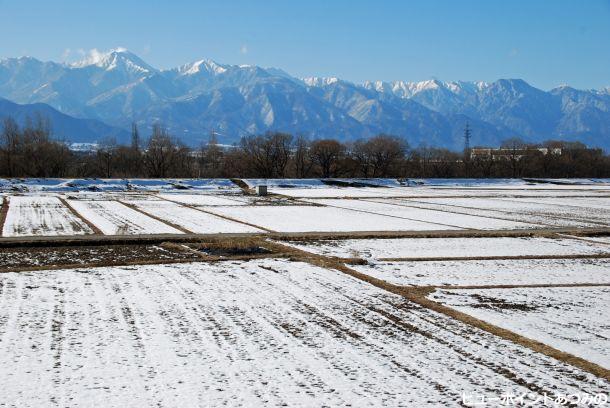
[0,49,608,149]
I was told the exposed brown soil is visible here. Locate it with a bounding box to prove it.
[0,196,8,237]
[0,244,200,273]
[1,228,608,380]
[1,227,609,249]
[265,239,610,381]
[230,178,253,194]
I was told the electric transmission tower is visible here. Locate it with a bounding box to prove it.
[463,121,472,154]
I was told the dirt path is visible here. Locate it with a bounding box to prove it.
[0,196,9,237]
[1,226,609,248]
[265,239,610,381]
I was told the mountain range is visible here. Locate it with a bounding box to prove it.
[0,48,609,150]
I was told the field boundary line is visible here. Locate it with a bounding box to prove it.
[556,233,610,247]
[117,200,194,234]
[361,198,554,228]
[266,240,610,381]
[0,196,9,237]
[156,195,275,233]
[377,253,610,262]
[1,227,609,248]
[59,197,103,235]
[432,283,610,290]
[296,199,470,231]
[382,197,604,227]
[492,195,610,210]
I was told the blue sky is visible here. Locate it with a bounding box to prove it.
[0,0,608,90]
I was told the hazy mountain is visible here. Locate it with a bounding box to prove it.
[0,97,130,143]
[0,49,608,149]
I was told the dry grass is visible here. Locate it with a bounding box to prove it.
[230,178,253,194]
[0,196,8,237]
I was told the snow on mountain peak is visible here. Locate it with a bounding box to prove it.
[71,48,154,74]
[302,77,339,87]
[178,59,228,76]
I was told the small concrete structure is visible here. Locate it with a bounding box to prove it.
[255,185,268,196]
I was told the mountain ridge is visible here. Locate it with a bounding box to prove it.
[0,49,608,149]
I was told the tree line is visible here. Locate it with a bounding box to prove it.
[1,115,610,179]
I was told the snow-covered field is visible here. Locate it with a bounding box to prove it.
[158,193,247,206]
[429,286,610,368]
[304,198,536,230]
[1,180,608,237]
[284,236,610,259]
[1,180,609,406]
[0,260,607,406]
[397,197,610,226]
[269,186,415,198]
[2,195,92,237]
[67,199,183,235]
[124,199,263,234]
[203,205,453,232]
[367,198,597,228]
[352,258,610,287]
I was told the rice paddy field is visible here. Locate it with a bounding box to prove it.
[0,178,609,406]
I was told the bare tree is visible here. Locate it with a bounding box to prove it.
[292,134,313,178]
[143,124,176,178]
[501,137,529,178]
[199,131,223,178]
[240,132,293,178]
[1,117,21,177]
[366,135,407,177]
[310,139,345,178]
[96,137,117,178]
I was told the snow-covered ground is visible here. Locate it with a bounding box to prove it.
[0,185,607,237]
[304,199,536,230]
[0,178,241,193]
[528,196,610,211]
[203,205,453,232]
[352,258,610,287]
[67,199,182,235]
[270,186,416,198]
[429,286,610,368]
[0,260,606,406]
[284,236,610,259]
[242,178,327,188]
[158,193,247,206]
[2,195,92,237]
[369,198,597,228]
[398,197,610,226]
[125,199,263,233]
